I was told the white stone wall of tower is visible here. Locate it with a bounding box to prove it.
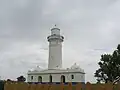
[48,28,63,69]
[48,40,62,69]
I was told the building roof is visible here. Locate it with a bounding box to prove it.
[28,63,85,75]
[28,68,85,75]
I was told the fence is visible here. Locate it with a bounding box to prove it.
[3,82,120,90]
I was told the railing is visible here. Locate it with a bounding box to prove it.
[4,82,120,90]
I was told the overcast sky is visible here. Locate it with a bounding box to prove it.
[0,0,120,82]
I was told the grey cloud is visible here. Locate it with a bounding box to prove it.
[0,0,120,82]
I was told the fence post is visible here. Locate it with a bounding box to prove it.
[116,82,120,90]
[36,83,42,90]
[12,82,16,90]
[5,82,13,90]
[45,84,50,90]
[42,84,48,90]
[68,82,72,90]
[86,82,92,90]
[4,82,9,90]
[49,83,55,90]
[76,82,82,90]
[40,84,44,90]
[60,83,64,90]
[23,83,29,90]
[105,82,113,90]
[4,82,6,90]
[13,82,18,90]
[94,83,106,90]
[29,83,37,90]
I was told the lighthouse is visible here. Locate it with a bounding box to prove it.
[47,26,64,69]
[27,26,85,83]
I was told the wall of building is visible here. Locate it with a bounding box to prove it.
[27,73,85,83]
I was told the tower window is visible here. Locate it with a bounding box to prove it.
[71,75,74,79]
[31,76,33,80]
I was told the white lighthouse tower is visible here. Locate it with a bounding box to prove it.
[27,26,85,83]
[47,26,64,69]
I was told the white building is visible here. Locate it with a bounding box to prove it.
[27,26,85,83]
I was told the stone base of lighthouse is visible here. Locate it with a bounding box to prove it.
[27,66,85,83]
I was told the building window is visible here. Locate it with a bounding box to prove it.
[61,75,65,83]
[49,75,52,83]
[71,75,74,79]
[31,76,33,80]
[38,76,42,82]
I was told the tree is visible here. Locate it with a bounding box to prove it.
[7,79,12,82]
[6,79,15,83]
[94,44,120,83]
[17,76,26,82]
